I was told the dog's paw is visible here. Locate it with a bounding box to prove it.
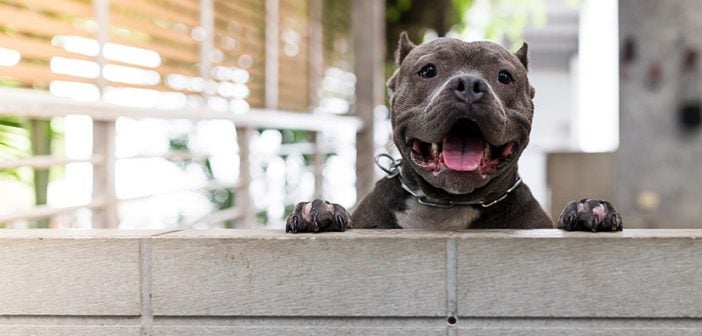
[557,199,623,232]
[285,199,350,233]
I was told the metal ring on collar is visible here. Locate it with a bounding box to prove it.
[374,153,401,179]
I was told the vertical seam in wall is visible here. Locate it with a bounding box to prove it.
[446,237,458,336]
[140,238,153,336]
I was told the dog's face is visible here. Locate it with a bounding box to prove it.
[387,33,535,195]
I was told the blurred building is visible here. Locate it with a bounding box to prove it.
[618,0,702,228]
[538,0,702,228]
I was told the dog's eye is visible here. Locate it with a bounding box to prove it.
[498,70,513,84]
[419,64,437,78]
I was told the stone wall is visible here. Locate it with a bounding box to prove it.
[1,229,700,335]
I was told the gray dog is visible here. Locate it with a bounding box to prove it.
[286,33,622,233]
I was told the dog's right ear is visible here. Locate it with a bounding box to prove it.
[395,31,416,65]
[388,32,416,95]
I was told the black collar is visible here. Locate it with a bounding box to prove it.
[375,153,522,209]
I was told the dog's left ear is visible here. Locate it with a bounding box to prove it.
[395,31,416,65]
[515,42,529,70]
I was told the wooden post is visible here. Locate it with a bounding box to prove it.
[309,0,324,199]
[232,0,280,227]
[29,119,51,228]
[235,127,254,227]
[352,1,385,200]
[92,120,118,228]
[91,0,118,228]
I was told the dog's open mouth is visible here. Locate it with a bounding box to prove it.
[406,120,517,175]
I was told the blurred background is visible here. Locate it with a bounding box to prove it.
[0,0,696,229]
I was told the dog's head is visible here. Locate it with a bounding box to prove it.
[387,33,535,195]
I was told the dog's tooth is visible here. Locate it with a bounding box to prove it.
[431,143,440,158]
[483,142,490,159]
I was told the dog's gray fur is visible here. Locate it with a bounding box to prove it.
[286,34,622,233]
[350,33,550,230]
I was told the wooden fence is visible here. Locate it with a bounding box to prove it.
[0,88,361,228]
[1,229,700,335]
[0,0,382,229]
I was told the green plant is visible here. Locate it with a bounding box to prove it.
[0,117,28,161]
[385,0,549,61]
[168,132,236,228]
[386,0,475,63]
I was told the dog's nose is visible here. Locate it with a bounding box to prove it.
[453,75,487,103]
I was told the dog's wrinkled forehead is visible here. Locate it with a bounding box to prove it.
[404,38,526,77]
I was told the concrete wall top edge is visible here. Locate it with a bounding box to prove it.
[1,228,700,239]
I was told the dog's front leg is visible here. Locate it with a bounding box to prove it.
[285,199,350,233]
[557,199,623,232]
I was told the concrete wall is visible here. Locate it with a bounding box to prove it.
[618,0,702,228]
[1,229,701,335]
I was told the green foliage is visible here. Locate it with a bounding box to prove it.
[0,116,58,228]
[280,129,312,144]
[168,134,190,152]
[450,0,475,32]
[0,117,30,186]
[0,74,28,172]
[203,158,234,212]
[0,117,29,160]
[481,0,547,50]
[168,132,235,227]
[387,0,414,23]
[386,0,457,51]
[256,209,269,227]
[385,0,550,60]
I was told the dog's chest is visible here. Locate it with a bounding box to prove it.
[395,198,480,230]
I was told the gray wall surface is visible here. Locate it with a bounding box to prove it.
[618,0,702,228]
[0,229,701,335]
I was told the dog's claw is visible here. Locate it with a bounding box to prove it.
[285,199,350,233]
[557,199,623,232]
[285,215,298,233]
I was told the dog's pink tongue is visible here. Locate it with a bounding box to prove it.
[442,135,483,171]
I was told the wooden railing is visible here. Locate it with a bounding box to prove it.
[0,88,362,228]
[0,229,700,335]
